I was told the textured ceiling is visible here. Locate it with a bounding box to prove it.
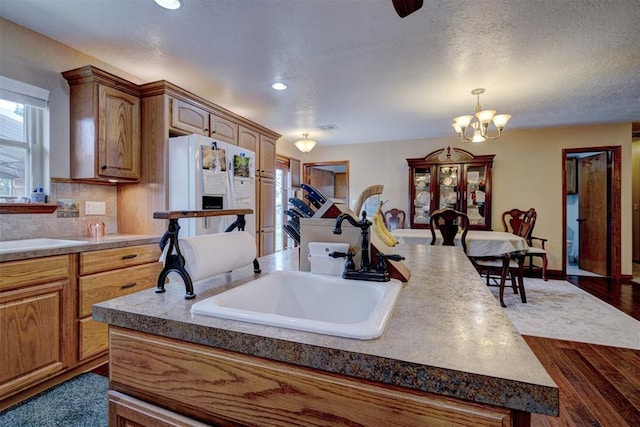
[1,0,639,147]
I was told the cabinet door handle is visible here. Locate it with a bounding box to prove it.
[101,165,107,170]
[121,282,137,289]
[121,254,138,260]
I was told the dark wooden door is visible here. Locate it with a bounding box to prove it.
[578,153,608,275]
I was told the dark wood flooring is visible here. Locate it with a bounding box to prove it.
[92,273,640,426]
[526,273,640,427]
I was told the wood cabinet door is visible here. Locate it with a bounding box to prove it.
[259,177,276,256]
[109,391,210,427]
[238,126,259,153]
[463,162,491,230]
[259,135,276,179]
[578,153,608,275]
[98,84,141,180]
[170,98,209,135]
[210,114,238,145]
[0,282,69,399]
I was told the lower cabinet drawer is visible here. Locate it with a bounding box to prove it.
[79,262,162,317]
[79,317,108,360]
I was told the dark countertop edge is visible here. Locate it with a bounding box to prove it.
[0,235,161,262]
[93,305,560,416]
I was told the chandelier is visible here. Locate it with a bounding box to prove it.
[294,133,317,152]
[452,88,511,143]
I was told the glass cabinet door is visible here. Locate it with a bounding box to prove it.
[412,168,432,225]
[465,164,488,227]
[438,165,459,210]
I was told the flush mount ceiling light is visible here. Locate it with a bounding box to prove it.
[271,82,287,91]
[154,0,181,10]
[294,133,317,153]
[452,88,511,143]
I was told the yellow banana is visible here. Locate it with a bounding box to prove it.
[372,211,398,247]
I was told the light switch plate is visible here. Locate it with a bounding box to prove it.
[85,201,106,215]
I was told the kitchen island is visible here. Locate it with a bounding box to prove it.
[94,244,558,426]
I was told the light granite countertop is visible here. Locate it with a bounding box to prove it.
[0,234,161,262]
[93,244,559,416]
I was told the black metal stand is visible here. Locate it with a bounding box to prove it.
[156,213,261,299]
[156,219,195,299]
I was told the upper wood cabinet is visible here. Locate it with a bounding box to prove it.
[407,148,495,230]
[62,66,141,182]
[258,135,276,179]
[170,98,209,136]
[170,98,238,144]
[210,114,238,145]
[238,126,258,153]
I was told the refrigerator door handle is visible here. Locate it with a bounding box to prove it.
[204,217,209,229]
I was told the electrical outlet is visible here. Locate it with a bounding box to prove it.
[85,201,106,215]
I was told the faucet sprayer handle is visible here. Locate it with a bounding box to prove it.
[374,253,405,274]
[378,254,405,262]
[328,251,350,258]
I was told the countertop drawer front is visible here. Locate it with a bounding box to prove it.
[79,244,161,275]
[1,255,70,291]
[79,317,108,360]
[79,262,162,317]
[110,328,513,427]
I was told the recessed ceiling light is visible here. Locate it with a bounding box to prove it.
[271,82,287,91]
[154,0,181,10]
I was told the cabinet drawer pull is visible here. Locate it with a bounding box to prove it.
[121,282,137,289]
[121,254,138,260]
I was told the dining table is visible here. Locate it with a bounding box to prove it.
[391,228,530,306]
[391,228,529,258]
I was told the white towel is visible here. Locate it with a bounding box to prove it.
[164,231,256,282]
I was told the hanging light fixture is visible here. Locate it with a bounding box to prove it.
[154,0,181,10]
[294,133,317,152]
[452,88,511,143]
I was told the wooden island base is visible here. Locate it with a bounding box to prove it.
[108,327,529,427]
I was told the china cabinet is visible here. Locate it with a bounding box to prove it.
[407,147,494,230]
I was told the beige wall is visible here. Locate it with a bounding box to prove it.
[279,124,633,275]
[0,18,143,181]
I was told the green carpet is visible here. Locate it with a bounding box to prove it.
[0,373,108,426]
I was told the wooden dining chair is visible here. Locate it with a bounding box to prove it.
[429,208,469,253]
[384,208,406,231]
[472,252,527,308]
[502,208,548,281]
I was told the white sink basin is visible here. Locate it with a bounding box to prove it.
[191,271,402,340]
[0,238,90,254]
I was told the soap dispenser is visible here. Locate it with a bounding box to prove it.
[31,185,47,203]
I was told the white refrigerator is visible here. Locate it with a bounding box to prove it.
[168,134,256,238]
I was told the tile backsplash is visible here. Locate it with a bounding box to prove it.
[0,181,118,241]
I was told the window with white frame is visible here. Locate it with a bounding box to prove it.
[0,76,49,198]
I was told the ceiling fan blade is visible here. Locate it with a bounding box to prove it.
[392,0,423,18]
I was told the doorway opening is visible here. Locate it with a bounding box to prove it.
[275,155,297,252]
[302,161,349,205]
[563,147,621,280]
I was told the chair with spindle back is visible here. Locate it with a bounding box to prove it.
[502,208,548,281]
